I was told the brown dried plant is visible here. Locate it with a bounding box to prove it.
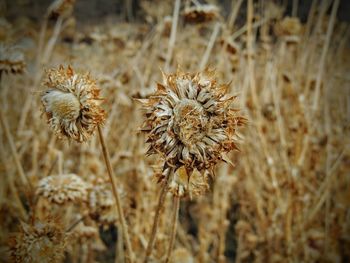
[1,0,349,262]
[9,218,66,263]
[41,65,106,142]
[139,68,245,261]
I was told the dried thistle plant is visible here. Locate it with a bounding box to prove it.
[41,65,106,142]
[47,0,76,19]
[140,69,245,174]
[182,4,219,24]
[88,177,127,228]
[36,174,89,205]
[140,68,245,262]
[9,218,66,263]
[0,44,25,75]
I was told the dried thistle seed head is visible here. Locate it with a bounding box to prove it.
[8,219,66,263]
[36,174,89,205]
[183,4,219,24]
[41,65,106,142]
[168,166,209,198]
[48,0,75,19]
[172,247,194,263]
[140,69,246,172]
[71,222,99,242]
[0,44,25,74]
[274,17,302,37]
[88,178,126,227]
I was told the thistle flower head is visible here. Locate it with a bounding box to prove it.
[140,69,246,173]
[48,0,75,19]
[36,173,89,205]
[9,219,66,263]
[41,65,106,142]
[88,178,126,227]
[71,222,99,242]
[182,4,219,24]
[274,17,302,38]
[0,44,25,74]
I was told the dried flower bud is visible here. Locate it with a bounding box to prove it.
[139,69,246,172]
[48,0,75,19]
[36,174,89,205]
[274,17,302,40]
[172,247,194,263]
[183,4,219,24]
[41,65,106,142]
[8,219,66,263]
[71,222,99,242]
[0,44,25,74]
[88,178,126,227]
[168,166,209,198]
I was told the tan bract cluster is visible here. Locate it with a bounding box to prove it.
[182,4,219,23]
[71,222,99,242]
[0,44,25,74]
[36,174,89,204]
[168,166,209,198]
[41,66,106,142]
[274,17,302,37]
[140,69,246,173]
[47,0,75,19]
[172,247,194,263]
[88,178,126,227]
[9,219,66,263]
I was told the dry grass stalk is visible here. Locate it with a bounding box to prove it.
[97,125,135,262]
[165,195,180,263]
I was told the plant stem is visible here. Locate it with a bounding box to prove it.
[165,195,180,263]
[165,0,181,71]
[66,214,86,233]
[143,173,171,263]
[0,108,33,192]
[97,125,134,263]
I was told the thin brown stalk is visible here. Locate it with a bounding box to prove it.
[143,175,171,263]
[228,0,244,30]
[97,125,135,263]
[199,22,221,71]
[165,195,180,263]
[66,214,86,233]
[0,108,33,192]
[312,0,340,111]
[165,0,181,71]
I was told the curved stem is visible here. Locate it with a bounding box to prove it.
[165,195,180,263]
[0,108,33,192]
[66,214,86,233]
[143,174,171,263]
[97,125,134,263]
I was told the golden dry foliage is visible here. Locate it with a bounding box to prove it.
[0,0,349,262]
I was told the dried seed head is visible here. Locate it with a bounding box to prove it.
[88,178,126,227]
[183,4,219,24]
[168,166,209,198]
[71,222,99,242]
[0,44,25,74]
[8,219,66,263]
[48,0,75,19]
[41,65,106,142]
[139,69,246,172]
[274,17,302,38]
[172,247,194,263]
[36,174,89,205]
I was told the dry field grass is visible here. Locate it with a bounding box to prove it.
[0,0,349,262]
